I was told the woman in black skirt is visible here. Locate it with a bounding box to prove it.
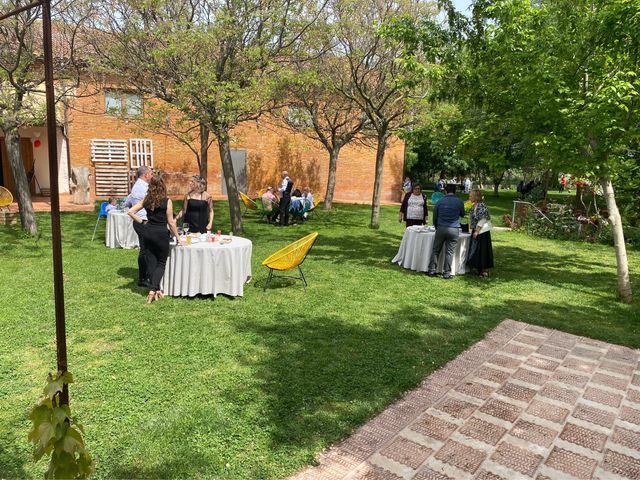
[468,189,494,277]
[129,175,184,302]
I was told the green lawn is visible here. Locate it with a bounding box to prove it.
[1,199,639,479]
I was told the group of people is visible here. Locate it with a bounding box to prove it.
[399,183,494,279]
[123,166,215,303]
[260,171,314,226]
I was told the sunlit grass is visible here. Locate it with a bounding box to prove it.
[0,199,638,479]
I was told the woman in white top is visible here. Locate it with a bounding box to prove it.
[399,184,427,227]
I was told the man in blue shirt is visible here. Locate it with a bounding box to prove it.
[125,165,153,286]
[428,183,465,279]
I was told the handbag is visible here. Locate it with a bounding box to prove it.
[477,218,493,235]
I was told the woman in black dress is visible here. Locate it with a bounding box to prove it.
[176,175,214,234]
[468,189,494,277]
[129,176,183,303]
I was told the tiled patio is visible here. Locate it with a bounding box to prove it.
[291,320,640,480]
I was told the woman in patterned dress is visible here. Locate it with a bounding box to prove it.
[467,189,494,277]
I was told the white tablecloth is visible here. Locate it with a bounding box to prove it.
[161,236,252,297]
[392,226,471,274]
[106,211,139,249]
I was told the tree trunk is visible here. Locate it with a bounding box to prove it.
[199,124,209,189]
[600,176,632,303]
[217,130,243,233]
[324,146,340,211]
[5,127,38,235]
[370,133,387,229]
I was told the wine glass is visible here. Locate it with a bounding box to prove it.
[183,223,190,235]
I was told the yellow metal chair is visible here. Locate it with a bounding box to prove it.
[307,195,323,218]
[239,191,259,215]
[262,232,319,291]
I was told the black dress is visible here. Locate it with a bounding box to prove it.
[184,196,209,234]
[468,202,494,272]
[142,198,171,291]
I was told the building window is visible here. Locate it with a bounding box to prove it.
[105,90,143,117]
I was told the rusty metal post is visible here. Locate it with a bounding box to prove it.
[41,0,69,405]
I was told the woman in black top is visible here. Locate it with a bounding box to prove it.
[129,176,183,303]
[467,189,494,277]
[176,175,213,234]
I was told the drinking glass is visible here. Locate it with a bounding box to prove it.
[183,223,190,235]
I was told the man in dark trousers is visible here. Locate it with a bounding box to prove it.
[277,171,293,226]
[427,183,465,279]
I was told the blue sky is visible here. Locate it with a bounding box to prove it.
[452,0,472,14]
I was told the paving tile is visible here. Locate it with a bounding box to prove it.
[544,447,597,480]
[459,416,507,446]
[612,426,640,451]
[583,386,623,408]
[510,420,557,447]
[600,359,636,376]
[546,332,577,349]
[538,384,580,405]
[620,406,640,426]
[379,436,433,470]
[474,470,506,480]
[592,372,629,391]
[455,382,495,401]
[572,346,603,360]
[525,355,560,372]
[512,368,550,386]
[496,382,538,403]
[605,347,639,364]
[488,354,522,370]
[409,414,458,441]
[535,476,553,480]
[434,440,487,474]
[358,463,404,480]
[632,374,640,387]
[490,441,543,477]
[527,400,570,424]
[552,370,590,388]
[514,333,545,346]
[412,466,455,480]
[473,366,511,385]
[627,388,640,404]
[434,396,477,420]
[537,344,569,360]
[559,423,607,452]
[479,399,522,423]
[562,356,598,374]
[602,449,640,479]
[502,343,536,357]
[572,404,615,429]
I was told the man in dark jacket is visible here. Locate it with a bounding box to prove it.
[427,183,465,279]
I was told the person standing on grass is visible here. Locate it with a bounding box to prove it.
[277,171,293,226]
[559,174,567,192]
[399,183,427,228]
[124,165,153,287]
[467,189,494,278]
[128,175,184,303]
[427,183,465,279]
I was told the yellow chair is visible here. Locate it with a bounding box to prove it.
[239,191,259,215]
[262,232,319,291]
[307,195,323,218]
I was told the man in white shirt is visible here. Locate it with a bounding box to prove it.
[277,171,293,226]
[125,166,153,286]
[302,187,313,219]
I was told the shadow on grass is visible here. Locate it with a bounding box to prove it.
[0,440,29,479]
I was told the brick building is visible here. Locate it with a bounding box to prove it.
[0,82,405,204]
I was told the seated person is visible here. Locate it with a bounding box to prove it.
[289,189,305,215]
[302,187,313,218]
[261,187,278,211]
[105,196,118,213]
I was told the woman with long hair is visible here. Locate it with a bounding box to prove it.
[399,183,427,227]
[129,175,184,302]
[467,189,494,277]
[176,175,213,234]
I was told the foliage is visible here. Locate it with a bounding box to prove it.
[28,372,94,479]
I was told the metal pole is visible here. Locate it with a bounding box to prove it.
[41,0,69,405]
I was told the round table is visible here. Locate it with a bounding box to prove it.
[392,226,471,275]
[161,236,253,297]
[106,211,139,249]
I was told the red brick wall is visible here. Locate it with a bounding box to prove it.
[66,86,405,203]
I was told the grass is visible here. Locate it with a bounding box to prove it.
[1,195,639,479]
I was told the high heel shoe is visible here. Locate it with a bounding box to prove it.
[147,291,156,303]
